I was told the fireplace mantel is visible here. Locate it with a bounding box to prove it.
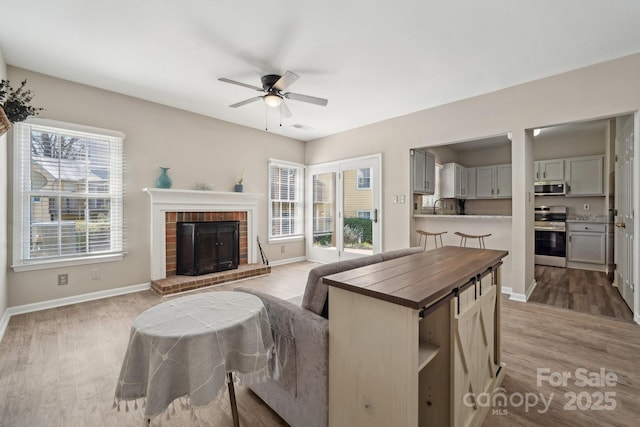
[143,188,262,280]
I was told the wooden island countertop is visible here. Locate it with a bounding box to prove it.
[323,246,508,310]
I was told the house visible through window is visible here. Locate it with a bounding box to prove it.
[356,210,372,219]
[269,160,304,241]
[357,167,371,189]
[12,119,125,270]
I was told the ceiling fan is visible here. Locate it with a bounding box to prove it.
[218,71,328,118]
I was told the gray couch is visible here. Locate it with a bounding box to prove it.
[235,247,424,427]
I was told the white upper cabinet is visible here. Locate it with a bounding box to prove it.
[466,167,476,199]
[474,164,512,198]
[535,159,565,181]
[475,167,495,198]
[566,155,604,196]
[441,163,468,198]
[496,165,512,197]
[413,150,436,195]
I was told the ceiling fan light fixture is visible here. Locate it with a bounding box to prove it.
[264,93,282,107]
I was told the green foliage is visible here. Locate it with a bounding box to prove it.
[0,79,43,123]
[343,217,372,244]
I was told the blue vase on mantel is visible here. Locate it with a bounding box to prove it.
[156,167,172,189]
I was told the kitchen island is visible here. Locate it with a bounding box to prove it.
[414,214,513,296]
[324,246,508,427]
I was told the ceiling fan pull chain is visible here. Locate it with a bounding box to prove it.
[265,104,268,131]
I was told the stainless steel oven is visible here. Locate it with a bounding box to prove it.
[534,206,567,267]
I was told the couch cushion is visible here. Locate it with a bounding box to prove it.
[302,254,384,316]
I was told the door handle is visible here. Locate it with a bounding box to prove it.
[373,208,378,223]
[615,222,626,228]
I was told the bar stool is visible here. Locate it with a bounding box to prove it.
[417,230,447,249]
[455,232,491,249]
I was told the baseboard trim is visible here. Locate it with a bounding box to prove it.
[0,308,11,345]
[0,282,150,343]
[269,256,307,267]
[504,278,537,303]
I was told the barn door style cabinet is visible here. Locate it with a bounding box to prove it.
[324,247,507,427]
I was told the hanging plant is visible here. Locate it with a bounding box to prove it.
[0,79,44,135]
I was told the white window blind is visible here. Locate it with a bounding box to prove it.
[268,160,304,241]
[13,119,125,270]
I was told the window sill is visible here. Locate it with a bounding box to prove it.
[11,252,126,272]
[267,236,305,244]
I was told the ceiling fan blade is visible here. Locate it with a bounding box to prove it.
[273,71,300,91]
[284,92,328,107]
[218,78,264,92]
[230,96,263,108]
[280,100,292,119]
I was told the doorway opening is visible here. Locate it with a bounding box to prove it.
[529,114,637,322]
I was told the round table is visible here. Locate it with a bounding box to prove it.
[115,291,273,425]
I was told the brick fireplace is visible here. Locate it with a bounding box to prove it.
[144,188,270,295]
[165,211,247,276]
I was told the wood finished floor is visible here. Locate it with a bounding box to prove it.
[1,260,639,426]
[530,265,634,322]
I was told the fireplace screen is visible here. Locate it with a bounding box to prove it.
[177,221,239,275]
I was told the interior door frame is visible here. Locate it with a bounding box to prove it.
[614,111,640,324]
[633,111,640,324]
[306,154,382,263]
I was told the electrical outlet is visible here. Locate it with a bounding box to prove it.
[583,203,591,211]
[58,273,68,286]
[400,195,406,204]
[392,195,398,204]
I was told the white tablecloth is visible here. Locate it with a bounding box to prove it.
[115,291,273,419]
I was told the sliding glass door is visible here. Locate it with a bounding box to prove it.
[307,155,381,263]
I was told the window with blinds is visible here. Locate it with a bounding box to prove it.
[12,119,125,270]
[268,160,304,241]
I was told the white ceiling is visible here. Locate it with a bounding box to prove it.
[1,1,640,142]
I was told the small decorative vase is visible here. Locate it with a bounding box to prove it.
[235,184,244,193]
[156,167,172,189]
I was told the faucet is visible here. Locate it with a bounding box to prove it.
[432,198,444,215]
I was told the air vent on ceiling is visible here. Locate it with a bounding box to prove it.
[292,123,314,131]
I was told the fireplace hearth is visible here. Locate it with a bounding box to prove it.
[177,221,239,276]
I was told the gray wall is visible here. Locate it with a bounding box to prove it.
[6,67,305,307]
[305,52,640,298]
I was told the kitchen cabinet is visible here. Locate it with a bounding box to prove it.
[566,155,604,196]
[475,164,512,198]
[535,159,565,181]
[466,167,476,199]
[567,222,606,264]
[413,150,436,195]
[440,162,468,198]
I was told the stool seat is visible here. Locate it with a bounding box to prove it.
[417,230,447,249]
[454,232,491,249]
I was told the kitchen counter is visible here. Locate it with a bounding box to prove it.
[324,246,508,309]
[566,216,610,223]
[414,214,511,220]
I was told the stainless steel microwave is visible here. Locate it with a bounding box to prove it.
[534,181,568,195]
